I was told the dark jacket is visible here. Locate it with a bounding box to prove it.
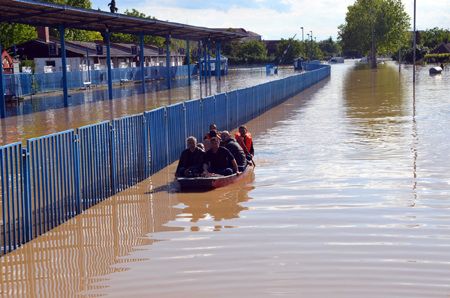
[176,147,205,172]
[221,138,247,167]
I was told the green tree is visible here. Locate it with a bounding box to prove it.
[219,29,242,58]
[0,23,37,49]
[236,40,267,63]
[421,27,450,49]
[275,39,302,64]
[319,37,342,57]
[338,0,411,68]
[110,9,164,47]
[44,0,103,41]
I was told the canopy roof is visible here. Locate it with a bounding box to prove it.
[0,0,248,41]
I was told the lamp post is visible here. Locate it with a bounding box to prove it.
[314,37,316,60]
[310,31,313,61]
[413,0,416,82]
[369,10,376,69]
[301,27,304,58]
[307,33,310,60]
[399,0,401,72]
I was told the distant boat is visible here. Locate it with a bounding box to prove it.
[429,66,442,74]
[329,57,344,63]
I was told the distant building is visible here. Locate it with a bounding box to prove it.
[429,43,450,54]
[263,40,281,57]
[12,27,184,73]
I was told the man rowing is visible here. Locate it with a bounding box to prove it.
[234,125,254,162]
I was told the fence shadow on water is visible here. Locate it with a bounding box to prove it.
[0,65,330,256]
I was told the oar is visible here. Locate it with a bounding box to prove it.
[238,137,256,167]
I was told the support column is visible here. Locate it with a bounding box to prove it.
[203,39,207,84]
[187,37,191,86]
[0,37,6,118]
[207,40,211,79]
[86,47,90,83]
[166,35,171,90]
[217,42,221,80]
[139,32,145,94]
[198,40,202,82]
[59,25,69,107]
[106,31,113,100]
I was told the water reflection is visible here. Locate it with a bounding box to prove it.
[176,173,255,225]
[0,168,181,298]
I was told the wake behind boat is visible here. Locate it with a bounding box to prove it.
[177,164,252,190]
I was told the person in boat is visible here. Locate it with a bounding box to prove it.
[202,137,240,177]
[196,143,205,151]
[203,129,218,152]
[220,131,247,172]
[234,125,254,160]
[175,136,205,177]
[204,124,218,140]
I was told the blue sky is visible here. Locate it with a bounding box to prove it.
[90,0,450,42]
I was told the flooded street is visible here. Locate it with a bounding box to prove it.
[2,61,450,297]
[0,66,295,146]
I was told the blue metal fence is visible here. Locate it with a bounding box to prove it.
[1,65,330,256]
[4,65,198,97]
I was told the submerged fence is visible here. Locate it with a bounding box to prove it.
[0,65,330,255]
[4,65,198,98]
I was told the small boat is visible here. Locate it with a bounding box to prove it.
[429,66,442,74]
[177,164,252,190]
[329,57,344,63]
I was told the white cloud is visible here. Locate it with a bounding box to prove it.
[92,0,450,41]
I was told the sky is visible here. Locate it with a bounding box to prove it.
[90,0,450,42]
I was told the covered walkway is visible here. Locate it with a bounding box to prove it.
[0,0,247,117]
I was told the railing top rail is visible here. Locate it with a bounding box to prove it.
[0,142,22,150]
[26,129,75,143]
[77,120,111,131]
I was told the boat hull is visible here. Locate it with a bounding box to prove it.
[177,165,252,190]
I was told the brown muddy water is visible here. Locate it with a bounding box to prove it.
[2,61,450,297]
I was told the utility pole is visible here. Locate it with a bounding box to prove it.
[301,27,304,58]
[370,10,376,69]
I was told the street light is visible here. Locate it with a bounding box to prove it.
[399,0,401,72]
[314,37,316,60]
[301,27,304,58]
[307,33,310,60]
[310,31,313,61]
[369,10,376,69]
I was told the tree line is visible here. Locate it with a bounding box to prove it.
[2,0,448,66]
[338,0,450,67]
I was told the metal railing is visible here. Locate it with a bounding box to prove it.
[4,65,199,97]
[0,65,330,255]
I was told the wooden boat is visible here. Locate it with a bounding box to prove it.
[177,164,252,190]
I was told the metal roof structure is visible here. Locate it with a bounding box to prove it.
[0,0,248,41]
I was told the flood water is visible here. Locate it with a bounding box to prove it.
[0,66,293,146]
[2,61,450,297]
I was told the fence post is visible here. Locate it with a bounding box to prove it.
[141,116,149,179]
[21,148,32,243]
[72,134,82,214]
[109,124,117,195]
